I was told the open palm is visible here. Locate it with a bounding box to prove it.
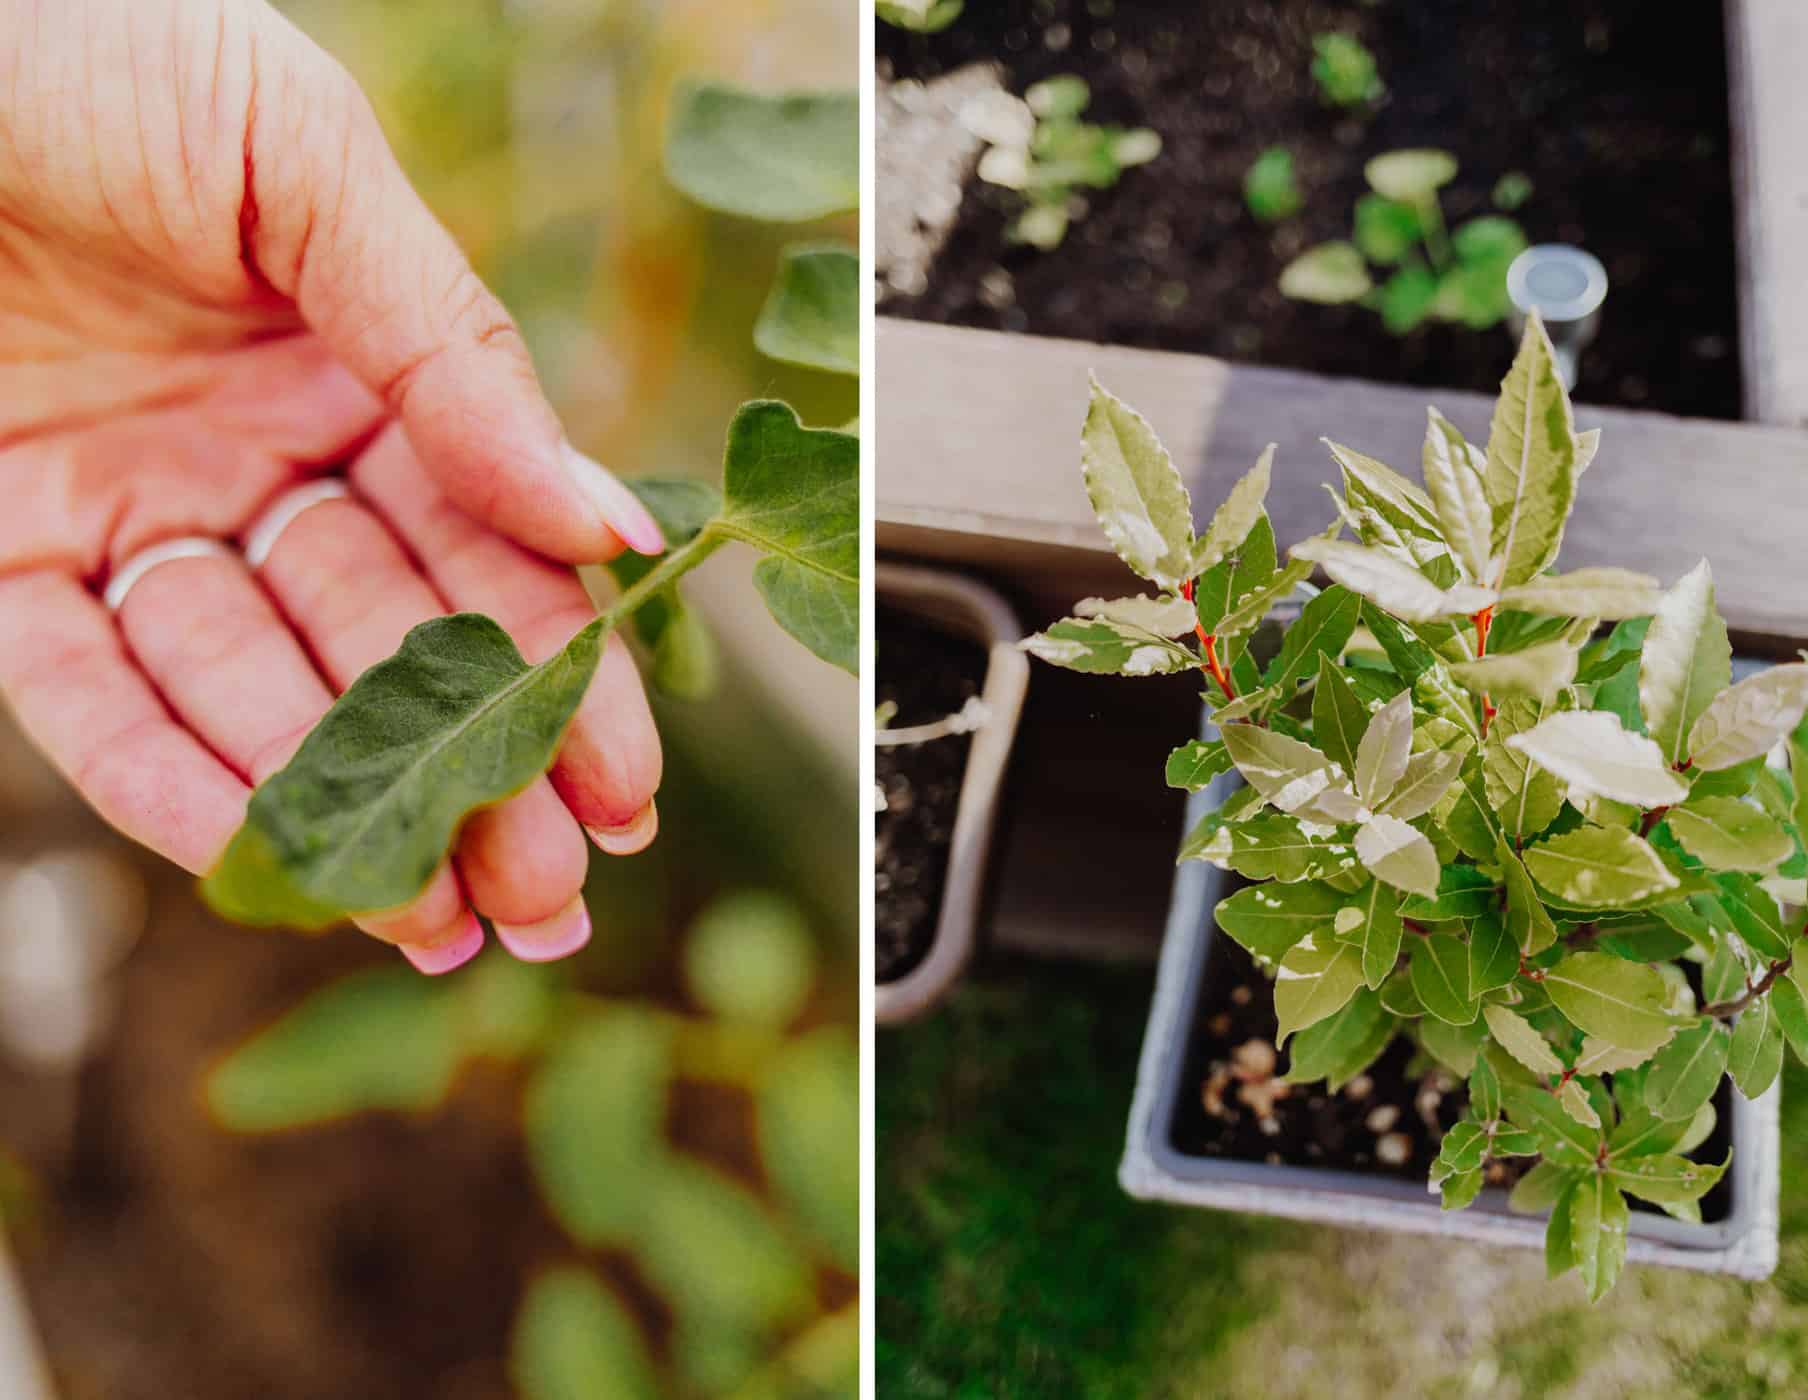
[0,0,667,970]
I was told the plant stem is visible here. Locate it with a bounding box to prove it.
[1419,193,1451,271]
[1472,605,1497,738]
[1703,956,1794,1020]
[1639,805,1670,837]
[587,529,728,641]
[1180,578,1237,702]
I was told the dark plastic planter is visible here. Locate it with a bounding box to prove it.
[1121,703,1782,1279]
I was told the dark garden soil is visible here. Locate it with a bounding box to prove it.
[880,0,1743,420]
[1167,905,1734,1224]
[875,611,987,984]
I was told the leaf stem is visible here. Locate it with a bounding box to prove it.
[1703,955,1794,1020]
[1180,577,1237,702]
[1472,605,1497,738]
[587,529,729,641]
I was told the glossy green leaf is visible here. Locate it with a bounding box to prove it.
[1214,881,1343,963]
[1400,864,1498,921]
[1166,739,1233,791]
[510,1268,659,1400]
[1567,1171,1628,1302]
[1685,662,1808,771]
[1355,813,1441,897]
[1523,825,1679,908]
[1193,447,1274,575]
[1503,1085,1598,1168]
[1642,1018,1729,1121]
[1639,560,1731,767]
[1274,934,1366,1045]
[1290,538,1494,622]
[1194,514,1279,635]
[1666,797,1793,873]
[1282,987,1391,1087]
[759,1027,857,1271]
[1496,839,1557,956]
[1608,1152,1727,1212]
[1543,952,1677,1052]
[1505,710,1688,808]
[1380,748,1464,822]
[1279,242,1373,303]
[665,82,858,220]
[754,243,857,374]
[1482,315,1577,588]
[1345,878,1404,989]
[1714,874,1794,959]
[1311,657,1370,776]
[1263,584,1363,697]
[1729,995,1784,1098]
[1484,702,1565,841]
[1411,933,1480,1025]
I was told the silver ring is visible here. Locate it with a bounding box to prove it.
[242,479,352,570]
[103,538,239,613]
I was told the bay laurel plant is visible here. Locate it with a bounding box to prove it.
[201,79,859,932]
[1025,315,1808,1300]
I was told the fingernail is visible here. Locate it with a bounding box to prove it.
[561,443,665,556]
[586,799,658,856]
[494,896,593,963]
[398,913,484,976]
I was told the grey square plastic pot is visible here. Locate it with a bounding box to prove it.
[1121,715,1781,1280]
[876,562,1029,1025]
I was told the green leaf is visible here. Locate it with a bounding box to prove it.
[1496,567,1663,620]
[510,1268,659,1400]
[1505,711,1689,808]
[1379,265,1440,334]
[1453,215,1528,265]
[1080,375,1195,589]
[1543,952,1677,1052]
[1353,194,1422,264]
[1214,880,1343,963]
[1411,933,1480,1025]
[1195,515,1279,635]
[1523,825,1680,909]
[203,614,606,927]
[1558,1077,1602,1130]
[1345,878,1404,989]
[1215,549,1317,641]
[1352,690,1412,808]
[1380,749,1464,822]
[205,968,460,1131]
[1545,1179,1579,1275]
[1685,662,1808,771]
[1714,873,1794,959]
[1400,865,1498,921]
[1484,702,1566,841]
[1274,935,1366,1045]
[1510,1160,1574,1214]
[524,1009,674,1248]
[1463,914,1516,1000]
[1023,616,1195,676]
[1194,448,1274,574]
[1771,975,1808,1061]
[1504,1085,1599,1168]
[877,0,963,31]
[1183,806,1355,883]
[1440,1166,1485,1210]
[1666,797,1793,873]
[1363,601,1440,683]
[665,81,858,220]
[1167,740,1233,791]
[683,890,817,1026]
[1418,1009,1489,1075]
[1642,1018,1729,1121]
[1221,724,1355,819]
[1608,1152,1728,1210]
[1311,658,1371,776]
[1497,839,1558,956]
[1430,1121,1489,1182]
[1483,1004,1564,1077]
[1365,149,1458,201]
[1567,1171,1629,1302]
[1421,407,1493,582]
[1279,242,1373,303]
[1355,813,1441,897]
[1282,988,1392,1086]
[1449,639,1579,705]
[1639,560,1731,767]
[1244,146,1303,222]
[1470,1054,1503,1121]
[759,1027,857,1272]
[754,243,857,374]
[1263,585,1363,697]
[1576,1037,1658,1075]
[1482,315,1578,588]
[1290,538,1495,622]
[720,402,859,673]
[1729,996,1784,1098]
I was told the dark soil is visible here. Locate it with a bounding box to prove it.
[875,611,987,983]
[880,0,1743,420]
[1166,899,1734,1223]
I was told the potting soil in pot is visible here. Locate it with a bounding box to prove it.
[880,0,1740,419]
[875,610,987,984]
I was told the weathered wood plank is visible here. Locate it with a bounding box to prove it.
[878,318,1808,646]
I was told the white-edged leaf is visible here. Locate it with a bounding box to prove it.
[1421,406,1494,581]
[1448,639,1579,705]
[1354,691,1413,806]
[1073,594,1198,638]
[1483,314,1578,588]
[1354,813,1440,896]
[1523,825,1679,908]
[1640,560,1731,767]
[1193,447,1274,574]
[1081,375,1194,589]
[1323,440,1444,539]
[1505,710,1689,808]
[1290,537,1496,622]
[1667,798,1794,873]
[1274,934,1366,1046]
[1379,748,1463,821]
[1497,568,1663,620]
[1685,662,1808,771]
[1574,428,1601,476]
[1020,617,1195,675]
[1221,724,1349,817]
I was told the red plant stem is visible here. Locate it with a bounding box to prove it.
[1640,805,1670,837]
[1180,578,1237,702]
[1703,955,1796,1020]
[1473,605,1497,737]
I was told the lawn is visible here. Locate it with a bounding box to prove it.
[880,956,1808,1398]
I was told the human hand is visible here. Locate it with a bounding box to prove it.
[0,0,667,971]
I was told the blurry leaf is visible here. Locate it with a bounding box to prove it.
[1026,75,1091,118]
[1451,216,1527,265]
[638,1159,815,1332]
[755,244,858,375]
[650,601,721,700]
[1080,375,1195,589]
[759,1027,857,1271]
[1353,195,1421,265]
[665,82,858,220]
[206,967,460,1132]
[1449,640,1579,706]
[720,402,859,673]
[1364,149,1457,201]
[1279,242,1373,304]
[685,890,818,1026]
[510,1268,659,1400]
[1243,146,1302,222]
[877,0,964,33]
[1493,172,1534,210]
[1312,33,1383,106]
[1640,560,1731,767]
[525,1008,674,1247]
[1497,567,1662,620]
[460,955,559,1061]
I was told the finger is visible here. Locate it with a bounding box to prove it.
[114,551,475,969]
[254,492,592,951]
[240,13,662,565]
[0,571,248,875]
[351,431,662,845]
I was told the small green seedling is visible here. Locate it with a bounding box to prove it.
[1026,315,1808,1300]
[1311,33,1384,108]
[878,0,963,33]
[1280,148,1529,334]
[1244,147,1303,224]
[970,76,1160,251]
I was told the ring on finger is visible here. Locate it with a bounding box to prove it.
[102,537,241,614]
[242,478,353,570]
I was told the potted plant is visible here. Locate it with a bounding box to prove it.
[876,563,1029,1023]
[1024,315,1804,1296]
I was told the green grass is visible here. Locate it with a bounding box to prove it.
[881,956,1808,1398]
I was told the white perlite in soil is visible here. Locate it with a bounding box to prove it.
[876,64,998,301]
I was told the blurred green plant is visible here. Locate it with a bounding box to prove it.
[970,76,1161,251]
[1243,146,1303,224]
[1311,33,1383,109]
[877,0,963,34]
[1280,148,1529,335]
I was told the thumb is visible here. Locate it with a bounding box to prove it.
[239,18,662,564]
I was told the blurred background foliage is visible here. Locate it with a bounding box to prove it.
[0,1,857,1396]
